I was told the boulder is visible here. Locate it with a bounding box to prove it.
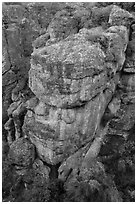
[47,8,79,42]
[32,158,50,180]
[23,25,129,165]
[30,26,128,108]
[2,3,135,202]
[23,90,113,165]
[109,5,134,27]
[8,137,35,167]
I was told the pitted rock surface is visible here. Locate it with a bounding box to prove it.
[30,26,128,108]
[2,3,135,202]
[24,91,111,164]
[8,137,35,167]
[109,5,134,27]
[23,14,129,165]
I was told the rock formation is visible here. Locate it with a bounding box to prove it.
[2,2,135,202]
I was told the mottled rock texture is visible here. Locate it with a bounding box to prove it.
[8,138,35,167]
[2,2,135,202]
[23,5,130,166]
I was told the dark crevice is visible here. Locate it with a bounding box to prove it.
[49,163,61,180]
[2,81,17,88]
[2,67,12,76]
[2,2,135,202]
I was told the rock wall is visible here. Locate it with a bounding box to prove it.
[2,2,135,202]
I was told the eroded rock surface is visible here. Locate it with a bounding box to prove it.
[23,16,129,168]
[8,138,35,168]
[2,2,135,202]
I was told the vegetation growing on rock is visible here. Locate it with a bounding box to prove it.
[2,2,135,202]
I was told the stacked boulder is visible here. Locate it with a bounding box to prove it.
[22,4,134,195]
[3,3,135,202]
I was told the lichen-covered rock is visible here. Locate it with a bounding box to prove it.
[2,29,11,75]
[2,2,47,126]
[22,20,129,165]
[32,158,50,180]
[108,97,121,115]
[109,103,135,133]
[23,90,113,165]
[4,117,15,145]
[30,26,128,108]
[8,138,35,167]
[2,28,17,122]
[123,23,135,73]
[90,5,113,27]
[120,74,135,92]
[109,5,134,27]
[47,9,78,42]
[118,74,135,104]
[2,2,135,202]
[6,26,23,71]
[2,82,17,123]
[58,122,108,183]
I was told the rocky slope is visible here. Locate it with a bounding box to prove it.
[2,2,135,202]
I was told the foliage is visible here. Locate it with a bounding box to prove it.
[21,176,50,202]
[99,132,135,202]
[2,1,135,202]
[2,159,50,202]
[2,158,21,201]
[48,179,65,201]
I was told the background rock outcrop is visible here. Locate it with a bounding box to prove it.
[2,2,135,202]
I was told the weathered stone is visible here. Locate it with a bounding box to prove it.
[63,158,122,202]
[33,33,50,49]
[2,4,26,23]
[2,82,17,123]
[91,5,113,27]
[23,90,113,165]
[109,5,134,27]
[4,117,15,145]
[73,6,91,29]
[2,5,30,125]
[2,2,135,202]
[32,158,50,180]
[30,27,127,108]
[108,103,135,137]
[2,70,17,87]
[7,100,22,116]
[112,2,135,12]
[25,96,39,110]
[123,37,135,73]
[22,21,129,166]
[120,74,135,91]
[58,145,88,181]
[123,55,135,73]
[118,74,135,104]
[58,122,108,182]
[8,137,35,167]
[5,24,25,72]
[19,18,33,57]
[108,97,121,115]
[105,26,128,69]
[7,99,28,140]
[14,166,28,176]
[47,8,78,42]
[2,29,11,74]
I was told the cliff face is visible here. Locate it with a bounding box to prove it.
[2,2,135,202]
